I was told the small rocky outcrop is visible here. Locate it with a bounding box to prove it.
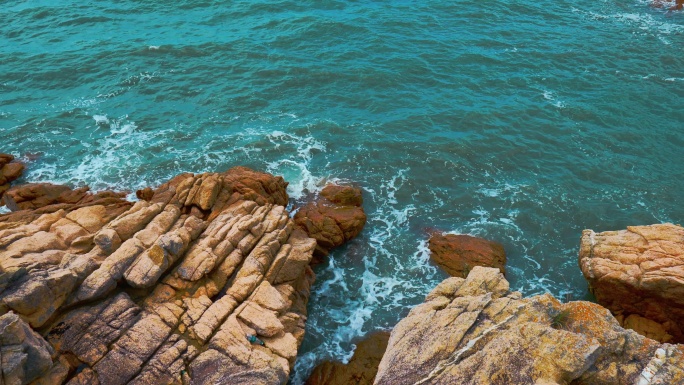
[0,183,132,230]
[0,167,316,385]
[294,184,366,260]
[305,331,390,385]
[428,233,506,277]
[3,183,129,211]
[579,223,684,343]
[375,266,684,385]
[0,153,25,204]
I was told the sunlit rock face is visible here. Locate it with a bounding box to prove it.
[579,223,684,343]
[375,267,684,385]
[0,167,317,385]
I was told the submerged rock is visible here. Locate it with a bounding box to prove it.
[0,167,316,385]
[428,233,506,277]
[375,266,684,385]
[305,331,390,385]
[294,184,366,260]
[579,223,684,343]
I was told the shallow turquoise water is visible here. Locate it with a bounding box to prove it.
[1,1,683,382]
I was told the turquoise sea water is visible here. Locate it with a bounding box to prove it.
[2,1,683,382]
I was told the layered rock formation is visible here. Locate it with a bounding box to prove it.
[294,184,366,260]
[0,167,317,385]
[579,223,684,343]
[428,233,506,277]
[0,153,25,204]
[375,266,684,385]
[305,331,390,385]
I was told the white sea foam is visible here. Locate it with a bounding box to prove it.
[93,114,109,125]
[263,130,327,200]
[0,206,10,214]
[109,119,137,134]
[574,6,684,46]
[291,168,446,384]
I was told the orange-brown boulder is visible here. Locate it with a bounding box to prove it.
[579,223,684,343]
[135,187,154,201]
[305,331,390,385]
[428,233,506,277]
[294,184,366,259]
[0,153,25,204]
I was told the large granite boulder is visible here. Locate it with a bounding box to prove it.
[579,223,684,343]
[428,233,506,277]
[0,153,25,204]
[294,184,366,260]
[375,266,684,385]
[305,331,390,385]
[0,167,316,385]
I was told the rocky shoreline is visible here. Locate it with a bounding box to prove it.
[1,158,683,384]
[0,162,365,385]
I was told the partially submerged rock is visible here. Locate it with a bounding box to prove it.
[428,233,506,277]
[294,184,366,260]
[579,223,684,343]
[0,153,25,204]
[305,331,390,385]
[0,167,316,385]
[375,266,684,385]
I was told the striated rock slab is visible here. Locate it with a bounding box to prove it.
[375,266,684,385]
[0,153,25,205]
[294,184,366,260]
[305,331,390,385]
[0,167,316,385]
[428,233,506,277]
[579,223,684,343]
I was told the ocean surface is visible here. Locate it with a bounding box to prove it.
[2,0,683,382]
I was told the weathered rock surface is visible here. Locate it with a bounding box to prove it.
[0,311,55,385]
[305,331,390,385]
[579,223,684,343]
[375,266,684,385]
[428,233,506,277]
[294,184,366,259]
[0,167,316,385]
[0,153,25,204]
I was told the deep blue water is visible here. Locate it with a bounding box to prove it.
[2,1,683,382]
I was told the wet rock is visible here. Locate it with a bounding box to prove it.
[135,187,154,201]
[0,167,317,384]
[579,223,684,343]
[375,266,684,385]
[294,184,366,259]
[0,153,25,205]
[305,331,390,385]
[428,233,506,277]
